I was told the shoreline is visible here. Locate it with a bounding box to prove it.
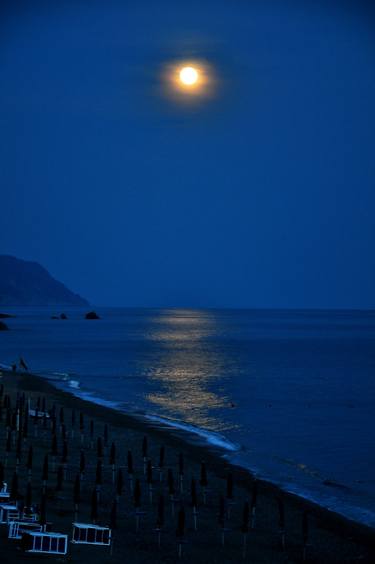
[0,370,375,564]
[2,369,375,555]
[51,370,375,540]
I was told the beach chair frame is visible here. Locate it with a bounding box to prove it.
[8,520,43,539]
[22,531,68,554]
[71,522,111,545]
[0,503,20,524]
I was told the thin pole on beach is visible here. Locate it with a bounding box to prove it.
[95,460,103,501]
[277,497,286,551]
[176,505,185,559]
[168,469,176,518]
[10,471,18,501]
[142,436,148,475]
[25,481,32,514]
[26,445,33,482]
[127,450,134,492]
[79,450,85,481]
[191,478,198,531]
[62,440,68,480]
[71,409,76,439]
[41,454,48,494]
[178,453,184,495]
[218,495,226,547]
[51,434,58,472]
[200,462,208,505]
[241,501,250,560]
[147,459,153,504]
[5,430,11,467]
[302,511,309,561]
[97,436,103,460]
[226,473,234,519]
[90,420,94,449]
[116,468,123,504]
[250,481,257,529]
[158,446,165,482]
[79,412,85,446]
[155,494,165,548]
[134,478,142,532]
[110,498,117,556]
[73,474,81,521]
[110,442,116,484]
[91,487,98,524]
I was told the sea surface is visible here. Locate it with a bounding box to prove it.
[1,307,375,527]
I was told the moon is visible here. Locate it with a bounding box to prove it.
[179,66,199,86]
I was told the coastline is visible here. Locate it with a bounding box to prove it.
[1,368,374,563]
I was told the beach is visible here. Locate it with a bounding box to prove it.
[1,369,374,563]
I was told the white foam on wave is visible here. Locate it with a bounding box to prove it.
[144,413,240,452]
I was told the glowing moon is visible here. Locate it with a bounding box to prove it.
[161,59,216,104]
[179,66,198,86]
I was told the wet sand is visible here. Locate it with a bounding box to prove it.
[0,369,374,563]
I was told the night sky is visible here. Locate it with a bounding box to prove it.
[1,0,374,308]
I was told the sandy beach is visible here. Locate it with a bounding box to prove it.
[0,369,374,564]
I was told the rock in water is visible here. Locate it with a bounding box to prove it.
[85,311,100,320]
[0,321,9,331]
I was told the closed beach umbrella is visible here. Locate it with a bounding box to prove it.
[23,410,28,438]
[277,497,286,550]
[158,446,165,482]
[25,482,32,512]
[200,462,208,504]
[127,450,134,474]
[104,424,109,446]
[59,407,64,425]
[134,478,141,509]
[176,506,186,559]
[10,471,18,500]
[241,501,249,533]
[97,437,103,459]
[116,468,123,499]
[26,445,33,480]
[91,488,98,523]
[157,494,165,529]
[226,473,234,500]
[191,478,198,531]
[156,494,165,548]
[40,493,47,526]
[159,446,165,469]
[51,433,58,454]
[134,478,142,532]
[168,469,175,496]
[178,453,184,493]
[79,450,85,478]
[95,460,103,486]
[62,440,68,464]
[42,454,49,482]
[0,461,4,486]
[73,474,81,505]
[79,412,84,431]
[302,511,309,561]
[110,442,116,465]
[142,436,148,459]
[110,498,117,529]
[241,501,250,559]
[73,474,81,520]
[176,505,185,537]
[56,465,64,491]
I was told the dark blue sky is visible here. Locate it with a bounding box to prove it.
[1,0,374,308]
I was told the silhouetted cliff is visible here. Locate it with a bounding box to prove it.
[0,255,89,306]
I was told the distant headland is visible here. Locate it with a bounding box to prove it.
[0,254,89,306]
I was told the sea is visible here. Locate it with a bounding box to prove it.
[1,307,375,528]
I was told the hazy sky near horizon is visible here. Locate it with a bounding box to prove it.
[1,0,374,308]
